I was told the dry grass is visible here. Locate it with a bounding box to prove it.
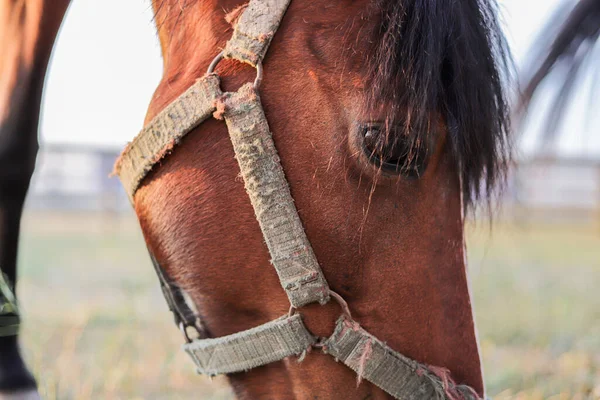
[15,211,600,399]
[467,222,600,399]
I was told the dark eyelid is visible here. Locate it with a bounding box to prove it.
[359,121,429,179]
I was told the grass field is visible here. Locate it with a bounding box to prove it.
[15,211,600,399]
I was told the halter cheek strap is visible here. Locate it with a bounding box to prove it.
[114,1,481,398]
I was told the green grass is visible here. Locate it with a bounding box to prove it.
[18,212,233,400]
[467,223,600,399]
[15,211,600,399]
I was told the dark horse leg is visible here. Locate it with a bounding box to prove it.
[0,1,70,397]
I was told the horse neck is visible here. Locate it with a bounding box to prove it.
[0,0,69,119]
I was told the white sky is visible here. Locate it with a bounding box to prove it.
[40,0,600,156]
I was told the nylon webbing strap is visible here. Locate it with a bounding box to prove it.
[147,251,203,335]
[115,74,222,202]
[323,316,479,400]
[221,84,329,308]
[184,314,315,376]
[0,273,19,337]
[223,0,292,67]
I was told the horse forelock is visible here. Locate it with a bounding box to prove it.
[368,0,513,210]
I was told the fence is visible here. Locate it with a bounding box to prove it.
[27,143,129,212]
[507,156,600,223]
[26,144,600,223]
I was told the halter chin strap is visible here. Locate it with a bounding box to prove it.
[115,1,481,398]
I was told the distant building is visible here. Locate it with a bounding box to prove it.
[26,143,129,212]
[506,156,600,222]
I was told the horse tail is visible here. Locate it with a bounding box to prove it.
[518,0,600,138]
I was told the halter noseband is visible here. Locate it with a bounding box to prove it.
[114,1,480,398]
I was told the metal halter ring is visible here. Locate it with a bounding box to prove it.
[207,51,264,89]
[288,289,353,320]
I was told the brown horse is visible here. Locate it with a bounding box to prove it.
[0,0,511,399]
[0,1,71,398]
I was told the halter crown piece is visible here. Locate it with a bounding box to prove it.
[114,1,481,398]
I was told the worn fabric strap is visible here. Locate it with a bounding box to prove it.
[223,0,292,67]
[220,84,329,308]
[184,314,314,376]
[323,316,480,400]
[116,0,292,201]
[115,74,222,202]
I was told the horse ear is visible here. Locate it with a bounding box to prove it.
[371,0,513,208]
[518,0,600,147]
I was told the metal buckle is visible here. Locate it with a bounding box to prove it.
[179,322,193,344]
[207,51,264,89]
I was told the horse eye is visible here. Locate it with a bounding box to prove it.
[360,123,428,179]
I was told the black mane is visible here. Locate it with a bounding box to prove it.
[518,0,600,146]
[370,0,513,208]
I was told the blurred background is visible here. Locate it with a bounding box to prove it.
[16,0,600,398]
